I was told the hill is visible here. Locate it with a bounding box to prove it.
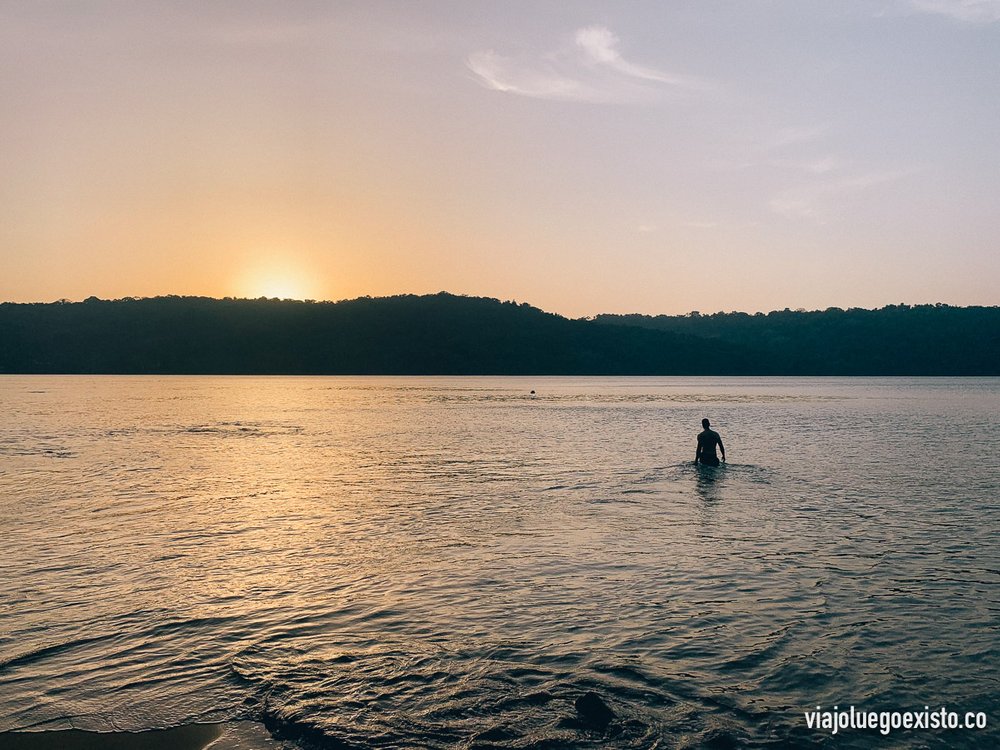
[0,294,996,375]
[595,304,1000,375]
[0,294,748,375]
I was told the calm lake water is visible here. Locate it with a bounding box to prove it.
[1,376,998,749]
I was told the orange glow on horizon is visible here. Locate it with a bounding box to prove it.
[235,259,320,301]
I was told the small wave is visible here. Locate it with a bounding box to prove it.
[0,634,114,672]
[179,422,304,438]
[229,641,685,749]
[427,392,849,405]
[0,445,76,459]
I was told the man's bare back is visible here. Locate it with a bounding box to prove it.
[695,418,725,467]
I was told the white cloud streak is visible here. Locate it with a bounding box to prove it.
[467,25,708,103]
[573,26,704,88]
[466,50,607,102]
[802,156,843,175]
[767,125,829,149]
[906,0,1000,23]
[769,196,826,221]
[769,168,919,222]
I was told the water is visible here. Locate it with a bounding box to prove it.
[1,376,997,749]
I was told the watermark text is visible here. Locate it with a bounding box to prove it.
[804,705,987,736]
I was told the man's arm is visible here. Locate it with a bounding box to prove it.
[694,441,701,464]
[718,435,726,462]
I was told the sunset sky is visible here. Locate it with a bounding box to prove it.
[2,1,998,316]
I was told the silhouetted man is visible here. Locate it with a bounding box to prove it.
[695,418,725,467]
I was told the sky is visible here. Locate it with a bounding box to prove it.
[1,0,998,317]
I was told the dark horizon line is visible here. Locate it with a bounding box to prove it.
[0,373,994,378]
[2,291,997,321]
[3,293,998,376]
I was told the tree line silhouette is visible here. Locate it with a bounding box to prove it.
[594,304,999,375]
[0,294,996,374]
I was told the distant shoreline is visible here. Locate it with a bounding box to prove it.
[1,373,997,379]
[2,293,998,376]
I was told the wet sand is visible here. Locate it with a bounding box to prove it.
[0,724,223,750]
[0,722,287,750]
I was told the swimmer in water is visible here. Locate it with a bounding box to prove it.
[695,418,725,467]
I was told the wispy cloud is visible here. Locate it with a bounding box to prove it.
[466,50,606,102]
[767,125,829,149]
[800,156,843,175]
[710,124,833,173]
[711,124,844,192]
[769,168,919,222]
[769,196,826,221]
[904,0,1000,23]
[573,26,702,88]
[828,168,919,190]
[467,26,708,103]
[765,154,846,175]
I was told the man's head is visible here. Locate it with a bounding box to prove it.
[702,418,710,429]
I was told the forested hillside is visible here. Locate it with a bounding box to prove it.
[594,304,1000,375]
[0,294,745,374]
[1,295,996,374]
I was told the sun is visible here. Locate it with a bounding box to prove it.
[255,277,309,300]
[238,261,318,301]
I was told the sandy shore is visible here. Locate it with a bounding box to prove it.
[1,724,222,750]
[0,722,286,750]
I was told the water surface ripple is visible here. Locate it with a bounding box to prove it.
[1,376,998,748]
